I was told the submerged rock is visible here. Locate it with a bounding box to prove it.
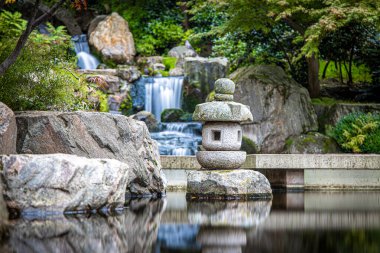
[0,154,129,213]
[187,170,272,200]
[284,132,340,154]
[0,102,17,154]
[89,12,135,63]
[15,111,166,197]
[232,65,318,153]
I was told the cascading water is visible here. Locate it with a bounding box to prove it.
[144,76,184,121]
[151,122,202,155]
[72,34,100,70]
[132,76,202,155]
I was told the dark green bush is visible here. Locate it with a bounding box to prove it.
[161,108,185,122]
[241,136,258,154]
[331,112,380,153]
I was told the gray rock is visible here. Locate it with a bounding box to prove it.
[184,57,229,100]
[130,111,158,132]
[202,122,242,151]
[188,200,271,227]
[215,78,235,95]
[153,63,166,71]
[0,154,129,213]
[89,12,135,63]
[284,132,340,154]
[0,179,8,229]
[186,170,272,200]
[313,103,380,132]
[87,15,107,38]
[15,111,166,196]
[0,102,17,154]
[169,67,184,76]
[117,66,141,82]
[231,65,318,153]
[196,151,246,170]
[168,46,197,59]
[193,101,253,123]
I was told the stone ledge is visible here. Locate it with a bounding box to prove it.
[161,154,380,170]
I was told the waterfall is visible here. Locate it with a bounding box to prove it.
[144,76,184,121]
[72,34,100,70]
[131,76,202,156]
[150,122,202,156]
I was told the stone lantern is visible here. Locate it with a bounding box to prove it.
[187,78,272,200]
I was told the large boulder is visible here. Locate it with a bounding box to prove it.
[0,102,17,154]
[0,154,129,213]
[89,12,135,64]
[231,65,318,153]
[15,111,166,197]
[184,57,229,100]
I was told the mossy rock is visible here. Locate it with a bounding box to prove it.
[241,136,258,154]
[161,108,185,122]
[284,132,340,154]
[162,57,177,71]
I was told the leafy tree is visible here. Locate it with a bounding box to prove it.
[0,0,87,75]
[203,0,380,97]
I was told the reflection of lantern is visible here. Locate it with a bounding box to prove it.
[192,78,253,170]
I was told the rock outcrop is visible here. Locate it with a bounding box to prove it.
[313,103,380,132]
[183,57,229,112]
[231,65,318,153]
[15,111,166,197]
[1,154,129,213]
[89,12,135,63]
[130,111,158,132]
[0,102,17,154]
[284,132,340,154]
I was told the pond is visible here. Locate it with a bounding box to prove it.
[1,191,380,253]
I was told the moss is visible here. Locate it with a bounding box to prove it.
[161,108,185,122]
[311,97,338,106]
[241,136,258,154]
[206,90,215,102]
[158,70,169,77]
[302,136,317,144]
[162,57,177,71]
[285,138,294,148]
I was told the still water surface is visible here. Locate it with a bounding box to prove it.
[1,191,380,253]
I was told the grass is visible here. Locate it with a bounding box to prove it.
[319,60,372,84]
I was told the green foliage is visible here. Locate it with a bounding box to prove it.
[0,11,88,111]
[319,60,372,84]
[241,136,258,154]
[161,108,185,122]
[117,0,186,56]
[331,112,380,153]
[311,97,339,106]
[162,57,177,70]
[119,93,133,116]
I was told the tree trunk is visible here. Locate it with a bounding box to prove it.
[322,60,330,79]
[306,54,320,98]
[347,47,354,86]
[338,61,343,84]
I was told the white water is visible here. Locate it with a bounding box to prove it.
[150,122,202,156]
[72,34,99,70]
[144,76,184,122]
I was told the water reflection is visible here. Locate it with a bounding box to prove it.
[4,198,166,253]
[1,192,380,253]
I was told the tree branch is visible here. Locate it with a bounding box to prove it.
[0,0,67,75]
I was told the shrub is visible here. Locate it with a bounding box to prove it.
[162,57,177,70]
[241,136,258,154]
[331,112,380,153]
[0,11,88,111]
